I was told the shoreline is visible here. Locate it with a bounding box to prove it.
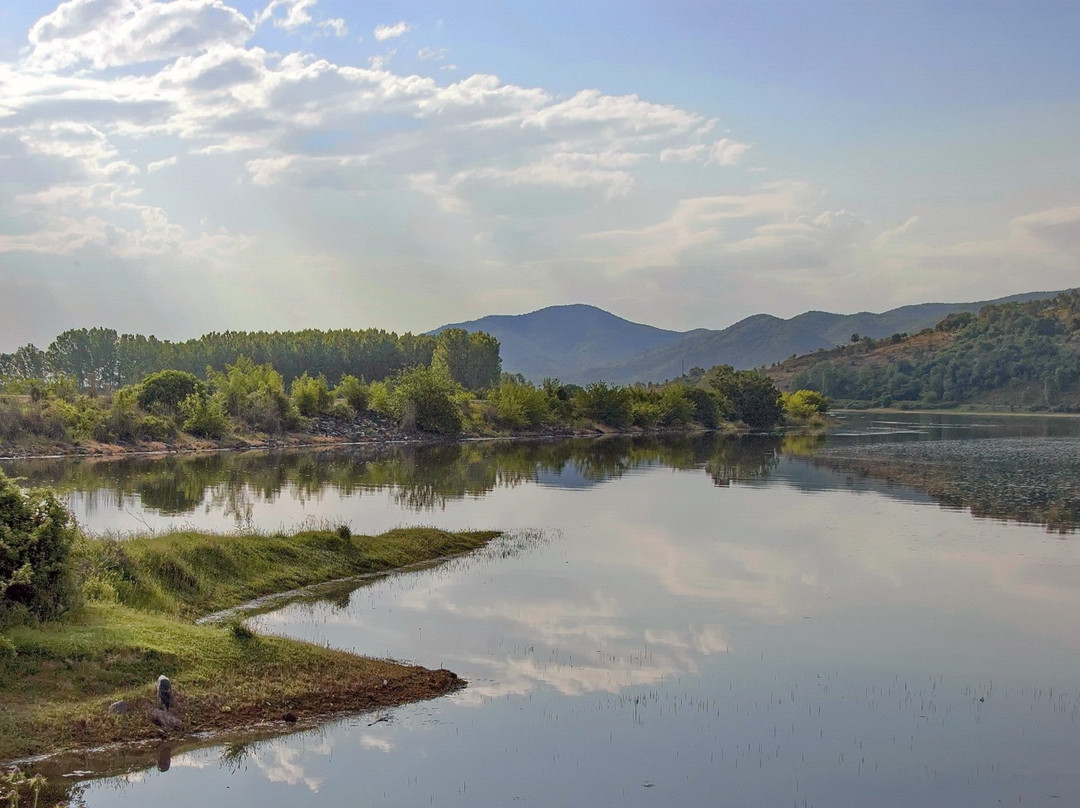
[0,423,727,463]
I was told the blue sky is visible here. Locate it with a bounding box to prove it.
[1,0,1078,350]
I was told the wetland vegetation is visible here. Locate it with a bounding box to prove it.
[1,464,499,762]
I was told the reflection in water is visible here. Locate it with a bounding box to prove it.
[809,438,1080,533]
[4,413,1080,532]
[20,414,1080,807]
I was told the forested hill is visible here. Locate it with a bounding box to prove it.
[432,291,1063,384]
[767,290,1080,410]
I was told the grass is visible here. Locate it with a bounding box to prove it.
[78,525,497,619]
[0,526,499,762]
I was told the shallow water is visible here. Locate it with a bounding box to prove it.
[8,413,1080,807]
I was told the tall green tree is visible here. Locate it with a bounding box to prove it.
[431,329,501,390]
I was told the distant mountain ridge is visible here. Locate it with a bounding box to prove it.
[430,291,1064,385]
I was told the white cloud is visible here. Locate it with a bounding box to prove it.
[256,0,317,31]
[3,0,1073,350]
[373,21,411,41]
[27,0,255,70]
[318,18,347,37]
[146,155,178,172]
[706,137,751,166]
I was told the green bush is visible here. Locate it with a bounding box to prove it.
[682,387,721,427]
[179,393,230,438]
[782,389,830,419]
[392,366,464,435]
[291,373,333,416]
[334,374,369,412]
[137,370,206,414]
[574,382,631,427]
[209,356,297,432]
[0,471,79,626]
[488,377,551,428]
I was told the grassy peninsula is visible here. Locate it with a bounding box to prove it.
[0,479,499,761]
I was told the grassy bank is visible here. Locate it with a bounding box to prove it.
[0,526,499,762]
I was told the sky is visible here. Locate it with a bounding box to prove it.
[1,0,1079,351]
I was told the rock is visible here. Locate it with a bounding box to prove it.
[283,712,297,723]
[108,700,131,715]
[149,708,183,734]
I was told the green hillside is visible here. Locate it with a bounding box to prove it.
[768,290,1080,410]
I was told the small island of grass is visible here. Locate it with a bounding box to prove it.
[0,469,499,763]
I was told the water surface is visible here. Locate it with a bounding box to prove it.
[8,413,1080,807]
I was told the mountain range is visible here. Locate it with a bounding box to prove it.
[431,291,1063,385]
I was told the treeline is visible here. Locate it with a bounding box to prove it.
[0,354,820,449]
[783,290,1080,409]
[0,326,500,394]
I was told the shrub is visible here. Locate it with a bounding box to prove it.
[782,389,830,419]
[209,357,297,432]
[291,373,333,416]
[658,386,696,426]
[682,387,720,428]
[574,382,631,427]
[328,400,356,421]
[392,366,464,435]
[137,370,206,415]
[0,471,80,626]
[334,374,369,412]
[488,377,551,428]
[179,393,230,438]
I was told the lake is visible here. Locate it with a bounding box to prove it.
[5,412,1080,807]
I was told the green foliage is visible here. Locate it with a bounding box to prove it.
[682,387,720,428]
[367,381,394,417]
[782,389,830,419]
[391,366,465,435]
[178,393,230,438]
[136,370,206,414]
[787,291,1080,408]
[334,374,369,412]
[708,366,783,430]
[574,381,631,427]
[0,471,79,627]
[540,378,575,420]
[431,329,502,390]
[290,372,333,416]
[209,356,297,432]
[487,376,551,428]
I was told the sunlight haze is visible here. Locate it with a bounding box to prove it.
[1,0,1078,350]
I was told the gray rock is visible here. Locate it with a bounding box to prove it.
[149,707,183,734]
[108,700,131,715]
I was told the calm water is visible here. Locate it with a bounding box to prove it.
[7,413,1080,807]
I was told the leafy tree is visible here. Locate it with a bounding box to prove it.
[137,370,206,415]
[209,356,296,432]
[179,393,230,438]
[488,376,551,428]
[290,373,333,416]
[391,366,465,435]
[708,366,783,430]
[334,374,369,412]
[782,389,830,419]
[574,381,631,427]
[0,471,79,626]
[682,387,720,428]
[431,329,502,390]
[45,328,121,394]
